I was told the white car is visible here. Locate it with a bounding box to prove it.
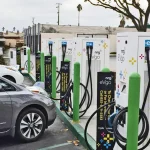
[0,65,24,84]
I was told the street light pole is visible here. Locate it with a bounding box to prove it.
[56,3,62,25]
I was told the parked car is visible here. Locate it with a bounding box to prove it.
[0,65,24,84]
[23,82,49,97]
[0,77,56,142]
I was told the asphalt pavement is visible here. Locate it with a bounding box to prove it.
[0,116,86,150]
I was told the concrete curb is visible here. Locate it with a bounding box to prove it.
[54,100,96,150]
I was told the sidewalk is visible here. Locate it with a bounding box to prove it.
[79,116,96,141]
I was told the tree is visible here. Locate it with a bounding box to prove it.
[2,27,5,31]
[0,56,5,65]
[84,0,150,32]
[41,27,58,33]
[77,4,83,26]
[119,14,129,27]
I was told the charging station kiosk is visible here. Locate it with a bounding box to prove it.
[72,38,110,116]
[20,46,36,79]
[57,39,73,71]
[48,40,59,69]
[115,32,150,150]
[9,48,17,66]
[21,47,28,70]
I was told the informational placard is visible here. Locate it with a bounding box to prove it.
[36,53,41,81]
[97,72,115,150]
[60,61,70,111]
[16,49,21,68]
[45,55,52,94]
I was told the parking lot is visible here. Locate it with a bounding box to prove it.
[0,76,85,150]
[0,116,85,150]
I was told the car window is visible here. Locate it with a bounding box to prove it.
[0,79,16,92]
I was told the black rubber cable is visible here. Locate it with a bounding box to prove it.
[103,103,115,134]
[51,46,94,118]
[112,48,150,150]
[113,107,149,150]
[84,101,115,150]
[84,48,150,150]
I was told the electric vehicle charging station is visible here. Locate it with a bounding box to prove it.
[9,48,17,66]
[114,32,150,150]
[72,38,110,116]
[48,39,60,70]
[58,39,74,70]
[20,46,36,78]
[16,48,21,70]
[21,47,28,70]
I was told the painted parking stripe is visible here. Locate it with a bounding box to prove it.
[37,142,72,150]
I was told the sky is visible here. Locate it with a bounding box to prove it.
[0,0,148,32]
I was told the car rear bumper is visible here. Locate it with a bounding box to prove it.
[47,103,57,127]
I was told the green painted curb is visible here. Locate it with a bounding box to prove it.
[54,100,96,150]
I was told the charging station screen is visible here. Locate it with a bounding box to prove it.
[97,72,115,150]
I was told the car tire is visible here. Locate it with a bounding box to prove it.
[15,108,46,143]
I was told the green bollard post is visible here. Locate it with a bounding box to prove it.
[28,49,31,74]
[64,59,70,62]
[40,52,45,82]
[101,67,110,72]
[73,62,80,122]
[127,73,140,150]
[52,56,56,98]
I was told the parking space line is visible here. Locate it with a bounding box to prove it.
[37,142,72,150]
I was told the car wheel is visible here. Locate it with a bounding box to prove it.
[16,108,46,142]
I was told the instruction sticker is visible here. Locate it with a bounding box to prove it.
[60,61,70,111]
[45,56,52,94]
[145,40,150,47]
[97,72,115,150]
[36,53,41,81]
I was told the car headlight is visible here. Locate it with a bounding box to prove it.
[31,90,49,97]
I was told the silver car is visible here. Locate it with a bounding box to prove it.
[0,77,56,142]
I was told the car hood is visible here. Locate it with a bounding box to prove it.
[26,86,49,97]
[0,65,19,71]
[19,84,49,97]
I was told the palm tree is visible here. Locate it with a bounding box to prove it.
[2,27,5,31]
[13,27,16,32]
[77,4,82,26]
